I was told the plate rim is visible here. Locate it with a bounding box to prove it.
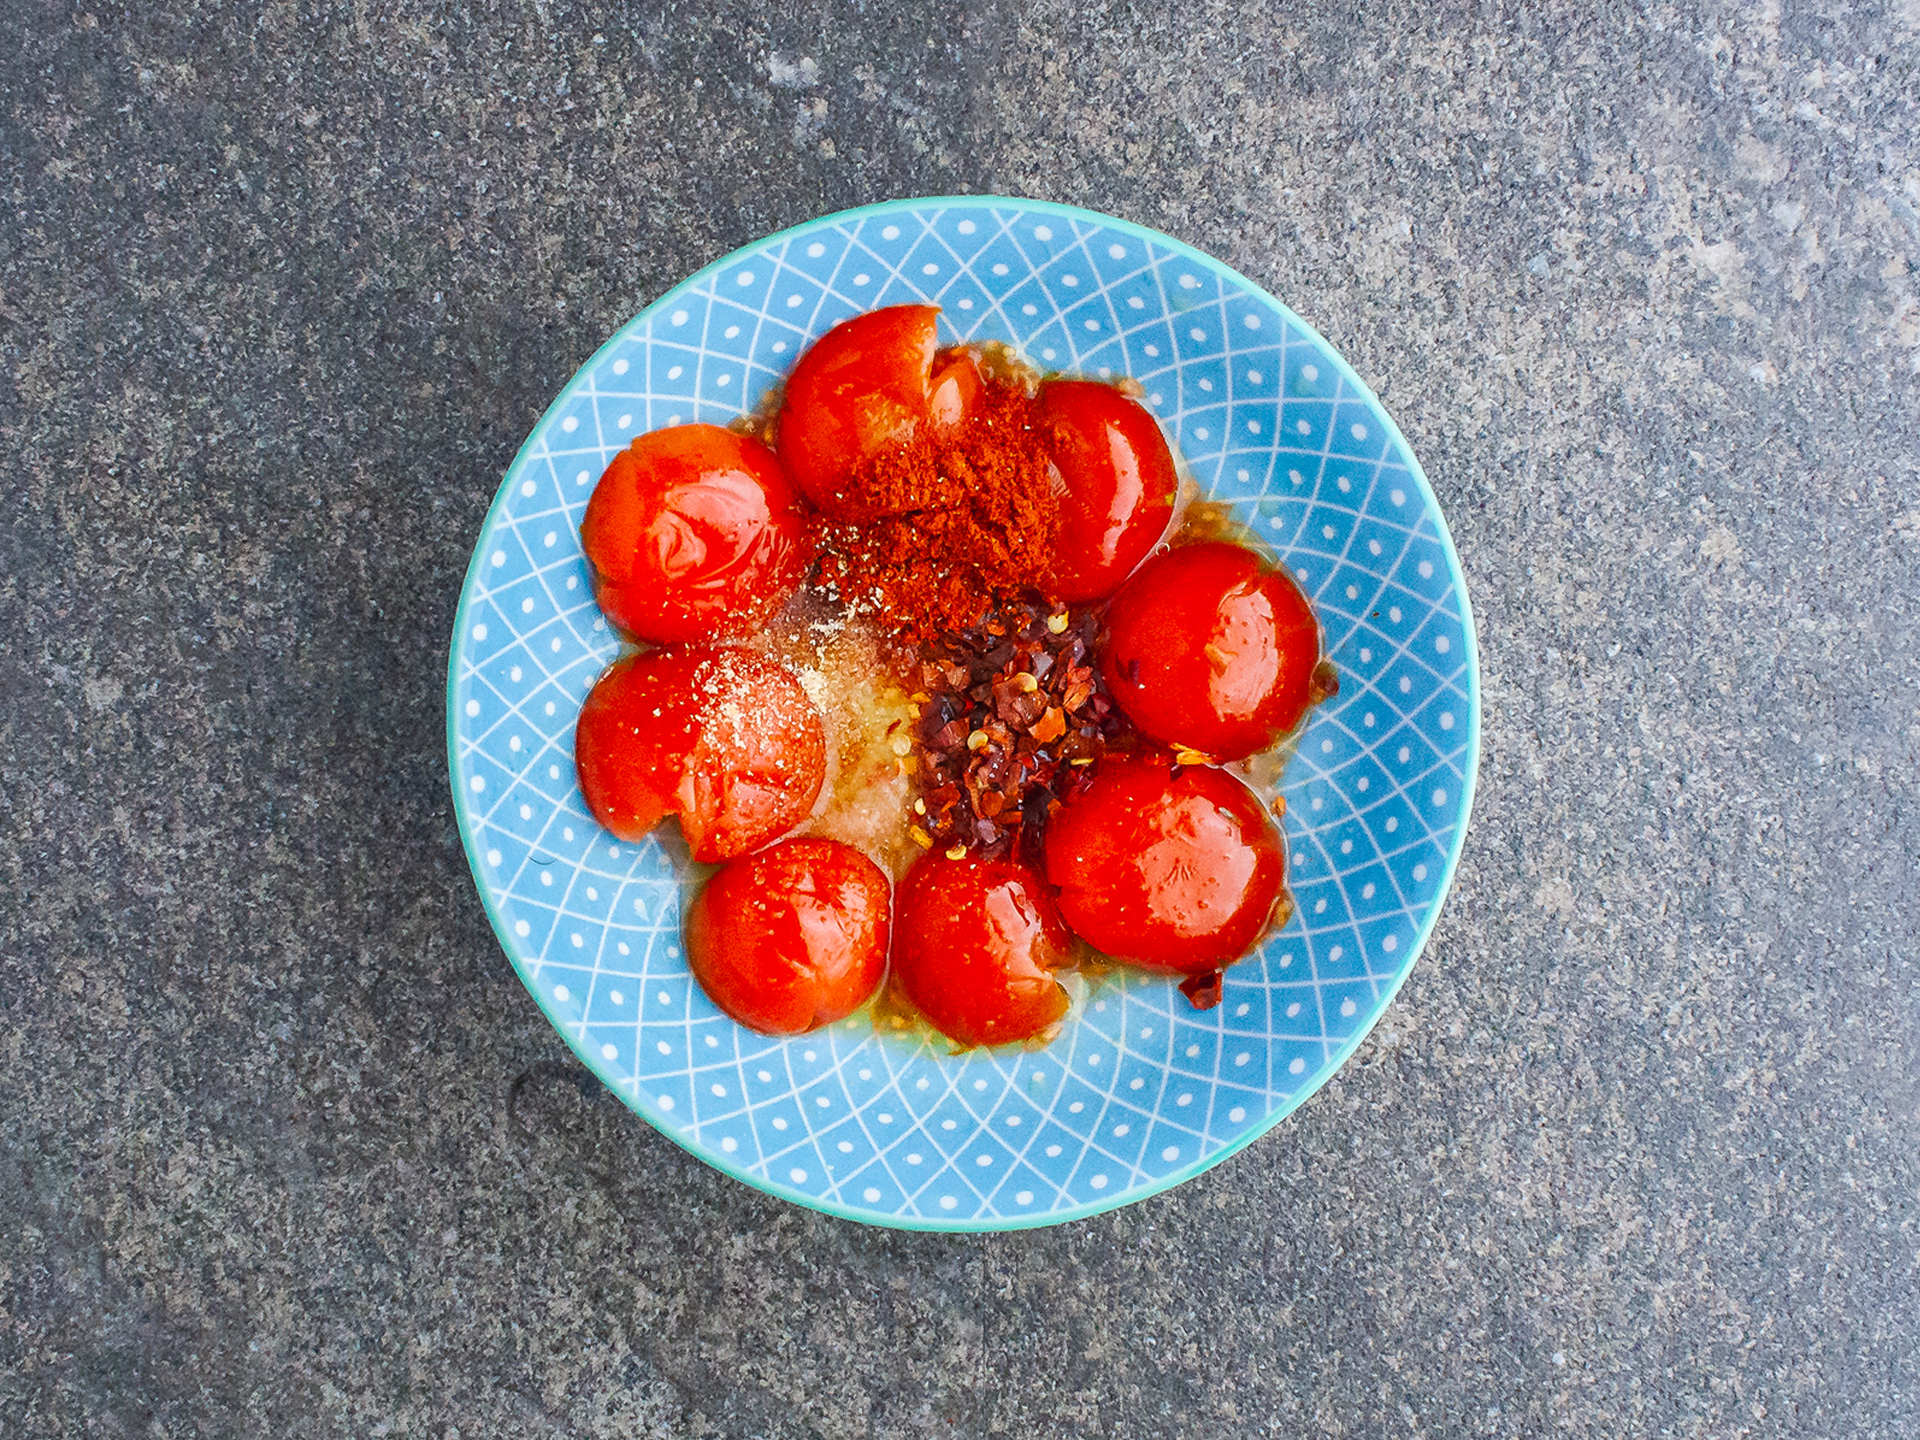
[446,194,1483,1231]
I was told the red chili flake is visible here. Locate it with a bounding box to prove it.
[1178,971,1225,1009]
[910,596,1134,862]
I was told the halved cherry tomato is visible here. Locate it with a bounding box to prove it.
[573,646,825,862]
[892,853,1071,1048]
[1044,754,1286,975]
[1036,380,1178,603]
[581,424,811,644]
[685,838,891,1035]
[1100,540,1321,761]
[775,305,940,514]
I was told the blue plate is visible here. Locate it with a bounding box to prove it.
[447,198,1480,1230]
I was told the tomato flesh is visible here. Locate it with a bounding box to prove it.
[927,348,983,432]
[684,838,891,1035]
[581,424,811,644]
[573,646,826,862]
[1044,754,1286,975]
[1036,380,1178,603]
[1100,540,1321,761]
[776,305,940,514]
[892,854,1071,1048]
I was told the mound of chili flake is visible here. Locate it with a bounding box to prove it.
[812,363,1058,644]
[910,599,1132,862]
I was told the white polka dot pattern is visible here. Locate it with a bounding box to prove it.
[447,199,1480,1230]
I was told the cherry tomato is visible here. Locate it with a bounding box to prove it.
[892,853,1071,1048]
[1044,754,1286,975]
[580,424,810,644]
[775,305,940,514]
[684,838,891,1035]
[1036,380,1178,603]
[1100,540,1321,761]
[573,646,825,862]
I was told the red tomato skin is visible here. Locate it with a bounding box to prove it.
[685,838,892,1035]
[775,305,940,513]
[573,647,826,862]
[892,854,1072,1048]
[1100,541,1321,761]
[580,424,811,645]
[1044,755,1286,975]
[1037,380,1178,603]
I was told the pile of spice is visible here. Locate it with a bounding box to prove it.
[812,366,1059,643]
[907,599,1131,862]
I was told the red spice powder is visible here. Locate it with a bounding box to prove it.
[812,370,1059,643]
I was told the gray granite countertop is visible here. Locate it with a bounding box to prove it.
[3,2,1916,1436]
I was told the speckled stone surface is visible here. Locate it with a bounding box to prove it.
[2,2,1916,1436]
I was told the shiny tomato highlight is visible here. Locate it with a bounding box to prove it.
[581,424,810,644]
[1044,754,1286,976]
[684,838,892,1035]
[892,853,1071,1048]
[1100,540,1322,761]
[1036,380,1179,603]
[775,305,939,514]
[573,646,826,863]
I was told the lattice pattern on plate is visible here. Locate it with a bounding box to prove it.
[447,198,1480,1230]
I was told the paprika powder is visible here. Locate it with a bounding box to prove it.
[811,356,1060,644]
